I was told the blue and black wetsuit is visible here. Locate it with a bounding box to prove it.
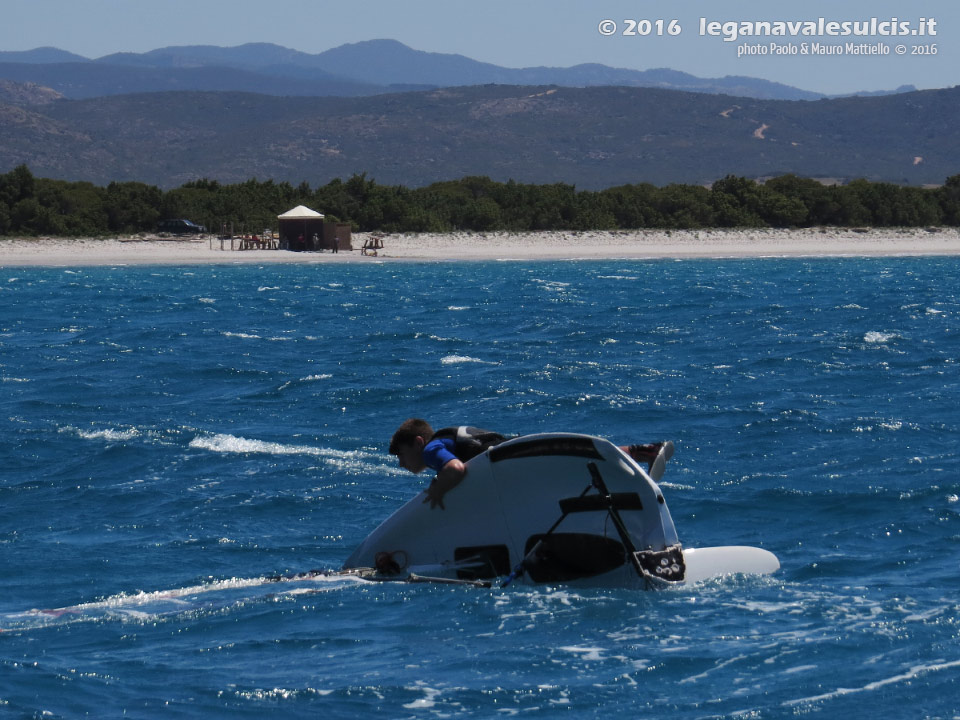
[421,426,510,471]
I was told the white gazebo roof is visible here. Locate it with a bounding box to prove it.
[278,205,325,219]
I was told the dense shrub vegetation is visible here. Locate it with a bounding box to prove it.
[2,165,959,237]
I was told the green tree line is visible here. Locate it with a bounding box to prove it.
[2,165,959,237]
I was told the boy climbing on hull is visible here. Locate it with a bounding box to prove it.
[389,418,672,509]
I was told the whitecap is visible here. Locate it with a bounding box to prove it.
[783,658,960,706]
[659,481,696,491]
[222,331,261,339]
[198,297,216,304]
[277,373,332,391]
[440,355,499,365]
[864,331,898,343]
[2,573,364,630]
[257,286,280,292]
[63,426,140,442]
[402,685,442,710]
[188,433,404,474]
[559,645,607,661]
[190,434,313,456]
[404,687,441,710]
[447,306,470,311]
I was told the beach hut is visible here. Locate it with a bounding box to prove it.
[278,205,325,251]
[277,205,352,251]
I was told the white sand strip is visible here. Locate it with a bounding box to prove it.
[1,228,959,267]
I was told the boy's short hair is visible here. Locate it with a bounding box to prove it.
[389,418,434,455]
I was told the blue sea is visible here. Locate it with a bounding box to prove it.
[1,257,959,719]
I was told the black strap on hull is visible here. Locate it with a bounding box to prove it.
[586,462,649,584]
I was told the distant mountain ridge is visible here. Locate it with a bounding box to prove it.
[1,83,954,190]
[0,46,89,64]
[0,61,386,99]
[0,39,917,100]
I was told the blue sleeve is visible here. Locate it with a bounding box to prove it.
[422,438,457,472]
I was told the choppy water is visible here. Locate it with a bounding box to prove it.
[1,258,958,718]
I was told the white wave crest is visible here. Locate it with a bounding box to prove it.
[62,426,141,442]
[190,433,320,456]
[188,433,404,474]
[440,355,499,365]
[1,573,364,629]
[864,331,898,344]
[784,658,960,706]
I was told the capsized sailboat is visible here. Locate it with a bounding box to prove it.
[343,433,779,588]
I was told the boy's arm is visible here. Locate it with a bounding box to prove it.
[423,458,466,510]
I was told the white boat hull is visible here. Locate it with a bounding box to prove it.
[344,433,778,587]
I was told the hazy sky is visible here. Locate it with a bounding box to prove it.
[3,0,956,95]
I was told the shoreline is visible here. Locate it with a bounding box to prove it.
[1,227,959,267]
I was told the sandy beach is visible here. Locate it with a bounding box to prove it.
[1,228,959,267]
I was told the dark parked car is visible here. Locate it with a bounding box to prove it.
[157,219,206,235]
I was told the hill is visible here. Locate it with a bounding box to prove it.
[0,79,62,105]
[0,40,859,101]
[0,84,956,189]
[0,60,386,100]
[0,47,89,64]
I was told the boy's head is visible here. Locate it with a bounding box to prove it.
[389,418,434,473]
